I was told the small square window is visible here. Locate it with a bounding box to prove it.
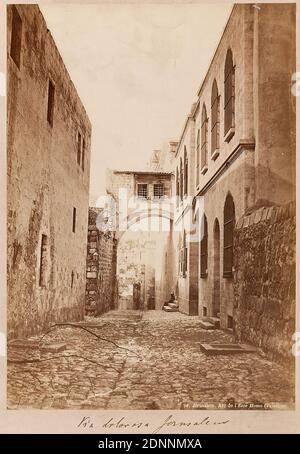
[153,183,164,199]
[137,184,148,199]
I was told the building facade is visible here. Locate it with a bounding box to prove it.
[106,169,173,310]
[85,208,117,316]
[7,5,91,338]
[162,3,295,359]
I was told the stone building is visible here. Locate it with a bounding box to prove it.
[7,5,91,338]
[106,169,173,310]
[161,3,295,360]
[85,208,117,316]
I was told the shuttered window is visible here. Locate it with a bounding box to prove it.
[223,193,235,277]
[211,79,220,154]
[224,49,235,136]
[201,104,208,170]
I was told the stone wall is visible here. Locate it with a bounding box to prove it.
[85,208,117,316]
[7,5,91,338]
[233,202,296,363]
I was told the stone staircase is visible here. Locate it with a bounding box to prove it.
[199,316,220,330]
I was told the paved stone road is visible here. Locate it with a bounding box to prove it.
[7,310,294,410]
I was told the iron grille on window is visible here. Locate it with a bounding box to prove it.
[211,79,220,153]
[137,184,148,199]
[224,48,235,135]
[201,104,208,169]
[223,193,235,277]
[153,183,164,199]
[200,214,208,278]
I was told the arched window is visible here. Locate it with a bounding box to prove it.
[184,147,188,196]
[224,48,235,138]
[200,214,208,278]
[211,79,220,156]
[223,193,235,277]
[196,129,200,186]
[180,157,183,200]
[201,104,208,173]
[176,167,179,206]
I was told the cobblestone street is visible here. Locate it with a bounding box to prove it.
[7,310,294,410]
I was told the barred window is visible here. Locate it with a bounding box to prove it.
[180,231,188,278]
[211,79,220,154]
[196,129,200,186]
[10,6,22,69]
[184,147,188,196]
[137,184,148,199]
[224,48,235,136]
[200,214,208,278]
[153,183,164,199]
[201,104,208,170]
[223,193,235,277]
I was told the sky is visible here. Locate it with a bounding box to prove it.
[40,2,233,204]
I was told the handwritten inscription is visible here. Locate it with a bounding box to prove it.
[77,414,230,434]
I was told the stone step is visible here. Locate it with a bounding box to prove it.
[199,320,216,330]
[203,317,220,328]
[163,305,179,312]
[200,343,257,355]
[168,302,179,309]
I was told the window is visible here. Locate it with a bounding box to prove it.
[201,104,208,172]
[47,80,55,126]
[200,214,208,278]
[72,207,77,233]
[176,167,179,206]
[184,147,188,196]
[10,6,22,68]
[223,193,235,277]
[137,184,148,199]
[71,270,74,289]
[224,48,235,137]
[211,79,220,156]
[153,183,164,199]
[180,158,183,201]
[77,132,81,166]
[81,138,85,171]
[196,129,200,186]
[39,234,48,287]
[180,231,187,278]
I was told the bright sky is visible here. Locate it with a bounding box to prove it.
[40,2,233,204]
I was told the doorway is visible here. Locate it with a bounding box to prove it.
[213,219,220,317]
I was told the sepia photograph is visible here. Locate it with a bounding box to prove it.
[5,0,296,416]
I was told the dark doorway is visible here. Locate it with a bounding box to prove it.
[133,282,141,310]
[213,219,221,317]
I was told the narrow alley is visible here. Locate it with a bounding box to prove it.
[7,310,294,410]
